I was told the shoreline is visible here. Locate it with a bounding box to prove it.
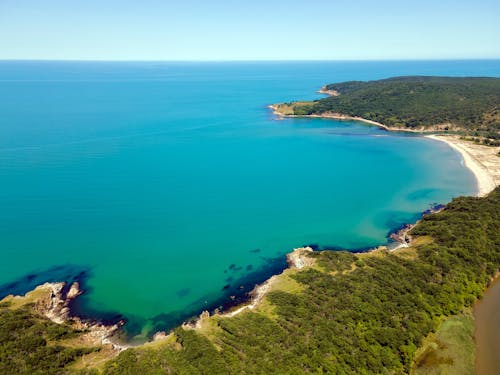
[269,106,499,197]
[269,105,461,133]
[1,281,128,352]
[2,193,489,346]
[217,246,314,318]
[3,113,498,348]
[317,86,340,96]
[268,105,391,130]
[425,135,499,197]
[0,216,425,345]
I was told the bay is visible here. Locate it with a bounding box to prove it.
[1,60,496,338]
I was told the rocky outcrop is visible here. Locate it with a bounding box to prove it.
[389,224,414,247]
[34,282,73,323]
[389,205,446,249]
[286,246,314,269]
[318,86,340,96]
[32,282,124,349]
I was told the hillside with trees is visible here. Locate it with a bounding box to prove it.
[282,76,500,142]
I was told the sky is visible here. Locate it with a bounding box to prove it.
[0,0,499,61]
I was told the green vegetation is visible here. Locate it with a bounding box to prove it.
[460,135,500,147]
[0,302,99,375]
[413,311,475,375]
[289,76,500,139]
[102,188,500,374]
[1,188,499,374]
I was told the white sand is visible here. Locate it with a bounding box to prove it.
[426,135,499,197]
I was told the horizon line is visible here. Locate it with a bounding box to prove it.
[1,58,500,63]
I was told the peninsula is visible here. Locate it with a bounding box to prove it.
[272,76,500,143]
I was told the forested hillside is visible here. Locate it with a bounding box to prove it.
[289,76,500,141]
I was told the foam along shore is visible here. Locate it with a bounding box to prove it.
[425,135,499,197]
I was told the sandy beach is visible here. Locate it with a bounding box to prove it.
[426,135,499,197]
[270,105,499,197]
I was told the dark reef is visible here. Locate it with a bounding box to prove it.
[0,264,90,300]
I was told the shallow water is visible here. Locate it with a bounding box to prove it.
[1,60,496,338]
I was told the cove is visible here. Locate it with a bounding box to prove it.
[0,60,497,338]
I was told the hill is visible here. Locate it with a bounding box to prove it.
[275,76,500,143]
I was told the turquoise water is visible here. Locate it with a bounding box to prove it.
[0,60,497,339]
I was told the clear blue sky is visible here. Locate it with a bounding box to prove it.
[1,0,499,60]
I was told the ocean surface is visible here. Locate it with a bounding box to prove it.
[0,60,498,340]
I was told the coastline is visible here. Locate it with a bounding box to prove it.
[219,246,314,318]
[2,110,498,349]
[425,135,499,197]
[317,86,340,96]
[269,105,461,133]
[0,223,427,345]
[1,281,128,351]
[269,105,499,197]
[4,135,496,344]
[1,185,494,350]
[4,193,496,372]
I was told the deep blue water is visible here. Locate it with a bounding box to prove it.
[0,60,497,340]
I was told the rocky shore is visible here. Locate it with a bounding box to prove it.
[2,281,126,351]
[175,246,316,333]
[318,86,339,96]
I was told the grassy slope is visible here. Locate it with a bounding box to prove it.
[412,311,475,375]
[282,76,500,140]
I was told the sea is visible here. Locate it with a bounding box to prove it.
[0,60,498,340]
